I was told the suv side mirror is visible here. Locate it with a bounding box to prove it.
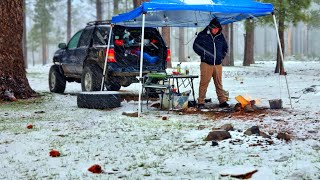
[58,43,67,49]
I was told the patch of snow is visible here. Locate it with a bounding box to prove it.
[0,61,319,179]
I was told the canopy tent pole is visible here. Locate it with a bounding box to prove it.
[138,13,146,117]
[101,25,114,91]
[272,14,293,108]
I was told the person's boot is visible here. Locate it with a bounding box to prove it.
[219,101,229,108]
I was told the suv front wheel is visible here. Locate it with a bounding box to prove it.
[49,65,66,93]
[81,65,102,91]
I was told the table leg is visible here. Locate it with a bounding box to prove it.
[176,79,180,94]
[191,78,196,103]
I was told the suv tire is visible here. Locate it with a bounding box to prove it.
[81,64,102,91]
[77,92,121,109]
[49,65,66,93]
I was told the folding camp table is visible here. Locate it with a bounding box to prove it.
[166,75,199,105]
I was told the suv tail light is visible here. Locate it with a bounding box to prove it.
[105,48,116,62]
[166,49,171,62]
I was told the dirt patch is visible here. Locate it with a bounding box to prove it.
[177,107,282,120]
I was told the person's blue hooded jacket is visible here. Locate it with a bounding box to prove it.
[193,19,228,65]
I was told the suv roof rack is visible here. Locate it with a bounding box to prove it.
[86,20,111,26]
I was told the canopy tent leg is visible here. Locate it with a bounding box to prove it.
[138,13,146,117]
[101,25,114,91]
[272,14,293,108]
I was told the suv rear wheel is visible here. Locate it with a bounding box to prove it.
[81,65,102,91]
[49,65,66,93]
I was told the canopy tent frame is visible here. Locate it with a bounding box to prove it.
[101,0,292,116]
[100,25,114,91]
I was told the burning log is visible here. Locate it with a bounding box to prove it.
[235,95,249,108]
[234,95,260,112]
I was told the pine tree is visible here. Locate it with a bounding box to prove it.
[261,0,312,73]
[0,0,35,100]
[31,0,54,65]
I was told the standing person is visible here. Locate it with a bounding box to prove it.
[193,18,229,109]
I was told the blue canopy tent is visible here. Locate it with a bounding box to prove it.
[111,0,274,27]
[102,0,289,116]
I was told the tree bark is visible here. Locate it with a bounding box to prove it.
[0,0,36,100]
[41,25,47,65]
[243,19,254,66]
[162,27,172,68]
[178,27,185,62]
[222,24,230,66]
[114,0,119,15]
[287,25,292,56]
[67,0,72,41]
[133,0,139,8]
[229,23,234,66]
[96,0,102,21]
[133,0,149,8]
[23,0,28,69]
[275,0,285,74]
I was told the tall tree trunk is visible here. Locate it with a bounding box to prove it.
[133,0,141,8]
[133,0,149,8]
[264,26,268,56]
[275,0,285,74]
[67,0,72,41]
[133,0,139,8]
[162,27,172,68]
[0,0,35,100]
[229,23,234,66]
[41,26,47,65]
[114,0,119,14]
[23,0,28,69]
[275,19,285,74]
[222,24,230,66]
[32,49,35,66]
[96,0,102,21]
[243,19,254,66]
[178,27,185,62]
[304,25,308,56]
[125,0,128,11]
[287,25,292,56]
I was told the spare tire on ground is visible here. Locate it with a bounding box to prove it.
[77,91,122,109]
[77,91,139,109]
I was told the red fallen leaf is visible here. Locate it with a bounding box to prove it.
[27,124,33,129]
[49,150,60,157]
[88,164,103,174]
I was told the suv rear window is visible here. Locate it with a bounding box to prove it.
[93,26,110,46]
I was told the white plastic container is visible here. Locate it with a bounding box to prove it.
[160,93,189,110]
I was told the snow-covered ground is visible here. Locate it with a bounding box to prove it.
[0,61,319,179]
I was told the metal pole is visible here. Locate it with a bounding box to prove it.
[101,25,114,91]
[138,13,146,117]
[272,14,293,108]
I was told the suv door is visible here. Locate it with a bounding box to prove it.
[74,27,94,75]
[62,30,83,75]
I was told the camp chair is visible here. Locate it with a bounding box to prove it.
[142,73,173,110]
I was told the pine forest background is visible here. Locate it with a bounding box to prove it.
[24,0,320,68]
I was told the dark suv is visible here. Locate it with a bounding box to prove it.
[49,21,170,93]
